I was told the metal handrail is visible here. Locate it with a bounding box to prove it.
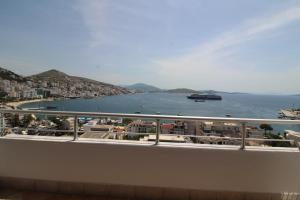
[1,109,300,124]
[1,109,300,150]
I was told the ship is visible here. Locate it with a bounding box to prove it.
[187,93,222,100]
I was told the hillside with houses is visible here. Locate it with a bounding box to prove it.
[0,67,130,101]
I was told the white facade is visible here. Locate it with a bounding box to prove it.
[83,120,114,133]
[22,89,38,99]
[0,135,300,197]
[64,117,75,130]
[285,130,300,143]
[128,120,156,133]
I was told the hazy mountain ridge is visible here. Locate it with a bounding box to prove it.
[125,83,248,94]
[125,83,162,93]
[165,88,198,93]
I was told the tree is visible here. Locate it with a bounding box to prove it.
[259,124,273,136]
[48,116,65,129]
[11,114,20,127]
[264,132,292,147]
[122,118,133,125]
[23,114,35,127]
[148,127,157,133]
[0,91,8,99]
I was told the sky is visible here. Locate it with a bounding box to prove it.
[0,0,300,94]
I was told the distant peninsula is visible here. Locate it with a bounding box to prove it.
[125,83,248,95]
[165,88,198,93]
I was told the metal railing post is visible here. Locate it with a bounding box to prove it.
[73,115,78,141]
[0,113,4,136]
[155,119,160,145]
[240,122,246,150]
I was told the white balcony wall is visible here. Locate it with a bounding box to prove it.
[0,136,300,194]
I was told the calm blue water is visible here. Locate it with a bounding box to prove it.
[21,93,300,132]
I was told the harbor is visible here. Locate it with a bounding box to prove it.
[278,109,300,120]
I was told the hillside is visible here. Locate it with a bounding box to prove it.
[28,69,130,96]
[29,69,68,79]
[0,67,130,99]
[125,83,162,93]
[0,67,27,82]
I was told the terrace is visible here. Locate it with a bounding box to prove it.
[0,109,300,200]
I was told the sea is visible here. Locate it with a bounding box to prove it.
[20,93,300,133]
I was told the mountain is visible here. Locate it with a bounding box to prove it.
[28,69,130,96]
[0,67,28,82]
[29,69,68,80]
[0,67,130,98]
[165,88,198,93]
[125,83,162,93]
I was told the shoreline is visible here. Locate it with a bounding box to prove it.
[5,98,54,109]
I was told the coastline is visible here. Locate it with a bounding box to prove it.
[5,98,54,109]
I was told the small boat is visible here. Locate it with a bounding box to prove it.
[225,114,232,117]
[46,106,57,109]
[24,107,46,110]
[69,96,80,99]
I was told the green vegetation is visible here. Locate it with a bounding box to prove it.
[0,91,8,98]
[123,134,146,141]
[148,127,157,133]
[12,114,20,127]
[122,118,133,125]
[259,124,273,136]
[48,116,65,130]
[22,114,35,127]
[264,132,293,147]
[258,124,292,147]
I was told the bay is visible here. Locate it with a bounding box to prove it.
[20,93,300,132]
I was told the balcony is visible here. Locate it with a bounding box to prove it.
[0,109,300,200]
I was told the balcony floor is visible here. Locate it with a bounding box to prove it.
[0,189,120,200]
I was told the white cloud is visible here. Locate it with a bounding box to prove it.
[74,0,110,47]
[154,5,300,93]
[75,0,165,47]
[74,1,300,93]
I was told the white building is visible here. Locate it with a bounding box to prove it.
[127,120,156,133]
[23,89,38,99]
[285,130,300,143]
[246,127,264,138]
[64,117,75,130]
[83,120,114,133]
[200,121,240,136]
